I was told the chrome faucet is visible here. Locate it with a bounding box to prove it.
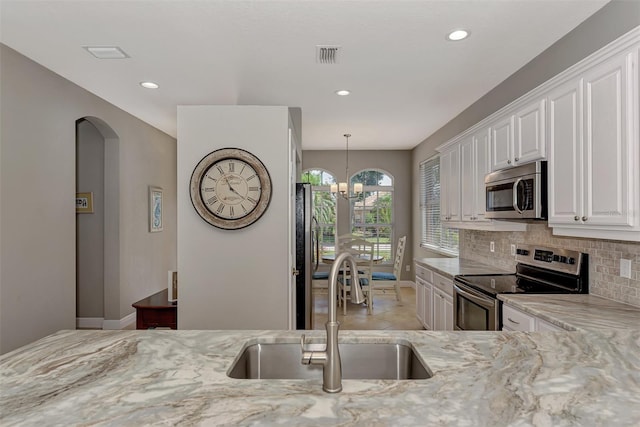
[300,251,365,393]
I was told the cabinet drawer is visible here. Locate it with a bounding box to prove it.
[433,272,453,297]
[502,305,535,332]
[415,264,433,283]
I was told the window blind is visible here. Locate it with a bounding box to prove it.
[419,156,458,254]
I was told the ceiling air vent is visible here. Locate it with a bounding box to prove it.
[316,45,341,64]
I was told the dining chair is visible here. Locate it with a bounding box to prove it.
[336,233,361,253]
[371,235,406,303]
[338,238,374,315]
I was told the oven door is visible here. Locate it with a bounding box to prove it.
[453,282,500,331]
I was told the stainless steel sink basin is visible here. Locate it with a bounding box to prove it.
[227,342,431,380]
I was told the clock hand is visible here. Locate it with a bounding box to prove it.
[229,186,245,200]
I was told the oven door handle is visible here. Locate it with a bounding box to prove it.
[512,178,523,214]
[454,283,496,309]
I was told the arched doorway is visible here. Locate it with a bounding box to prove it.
[75,117,120,329]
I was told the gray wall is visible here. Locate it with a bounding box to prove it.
[177,106,292,329]
[412,0,640,261]
[0,45,177,354]
[302,149,413,279]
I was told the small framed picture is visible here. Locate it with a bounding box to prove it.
[149,186,163,232]
[76,192,94,214]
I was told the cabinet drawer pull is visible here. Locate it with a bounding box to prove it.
[507,317,520,325]
[514,157,519,162]
[574,216,579,221]
[507,160,512,164]
[581,216,588,222]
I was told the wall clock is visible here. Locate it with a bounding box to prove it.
[190,148,272,230]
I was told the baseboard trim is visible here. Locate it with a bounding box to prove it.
[103,312,136,330]
[76,317,104,329]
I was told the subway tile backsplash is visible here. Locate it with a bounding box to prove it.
[459,224,640,307]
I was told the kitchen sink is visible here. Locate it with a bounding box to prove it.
[227,342,432,380]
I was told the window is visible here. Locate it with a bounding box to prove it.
[301,169,337,257]
[419,157,458,254]
[350,170,393,262]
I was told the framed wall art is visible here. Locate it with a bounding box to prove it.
[149,186,163,232]
[76,192,94,214]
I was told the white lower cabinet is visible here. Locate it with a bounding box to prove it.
[502,304,567,332]
[415,264,453,331]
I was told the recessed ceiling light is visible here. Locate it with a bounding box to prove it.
[447,29,469,41]
[83,46,129,59]
[335,90,350,96]
[140,81,159,89]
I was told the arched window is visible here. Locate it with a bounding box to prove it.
[349,169,394,262]
[301,169,337,257]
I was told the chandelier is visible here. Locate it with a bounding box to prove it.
[330,133,363,200]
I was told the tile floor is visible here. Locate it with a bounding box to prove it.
[312,287,424,330]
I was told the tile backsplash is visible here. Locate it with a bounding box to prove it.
[459,224,640,307]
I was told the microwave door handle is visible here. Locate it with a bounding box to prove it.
[512,178,523,214]
[454,284,496,310]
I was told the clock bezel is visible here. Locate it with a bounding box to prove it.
[189,148,272,230]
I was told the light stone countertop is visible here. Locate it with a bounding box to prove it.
[2,329,640,426]
[498,294,640,331]
[414,257,512,279]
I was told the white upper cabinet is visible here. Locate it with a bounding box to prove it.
[490,115,514,170]
[440,145,460,223]
[548,78,583,225]
[461,128,491,222]
[548,47,639,240]
[515,99,546,164]
[583,51,633,227]
[490,100,546,171]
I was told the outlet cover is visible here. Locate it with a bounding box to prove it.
[620,259,632,278]
[405,265,410,272]
[511,244,516,256]
[490,241,495,253]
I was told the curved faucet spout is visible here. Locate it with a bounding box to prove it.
[300,251,366,393]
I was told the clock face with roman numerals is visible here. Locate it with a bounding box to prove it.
[190,148,272,230]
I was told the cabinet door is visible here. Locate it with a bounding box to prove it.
[491,116,514,170]
[583,51,634,227]
[474,128,491,221]
[460,137,475,221]
[433,290,443,331]
[440,150,451,222]
[423,281,433,330]
[440,147,461,222]
[447,146,461,221]
[548,79,583,225]
[415,279,424,325]
[514,99,546,165]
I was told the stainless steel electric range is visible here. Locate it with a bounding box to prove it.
[453,245,589,331]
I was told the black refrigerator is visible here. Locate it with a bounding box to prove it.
[295,183,315,330]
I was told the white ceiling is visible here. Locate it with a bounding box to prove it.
[0,0,609,150]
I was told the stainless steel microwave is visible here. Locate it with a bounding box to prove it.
[485,161,547,220]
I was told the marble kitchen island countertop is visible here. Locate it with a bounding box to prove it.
[414,257,511,278]
[2,329,640,426]
[499,294,640,331]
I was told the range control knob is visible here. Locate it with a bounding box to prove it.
[559,256,568,263]
[552,255,560,262]
[567,257,576,265]
[516,249,529,256]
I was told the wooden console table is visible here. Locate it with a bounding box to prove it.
[132,289,177,329]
